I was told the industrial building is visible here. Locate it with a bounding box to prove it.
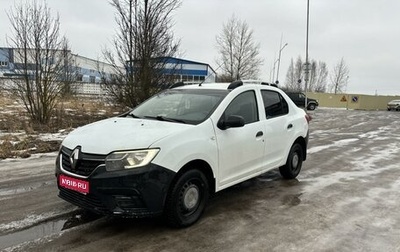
[155,57,216,83]
[0,47,216,96]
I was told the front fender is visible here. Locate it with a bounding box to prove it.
[150,119,218,176]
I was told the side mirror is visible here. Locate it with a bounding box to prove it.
[217,115,245,130]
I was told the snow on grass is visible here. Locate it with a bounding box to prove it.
[37,131,68,142]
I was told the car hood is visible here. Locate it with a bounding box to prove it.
[62,117,192,155]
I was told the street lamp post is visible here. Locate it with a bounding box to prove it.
[271,58,279,83]
[304,0,310,109]
[275,42,288,85]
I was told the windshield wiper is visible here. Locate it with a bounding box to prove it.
[144,115,186,124]
[127,113,142,119]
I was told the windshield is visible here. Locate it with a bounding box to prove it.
[130,89,228,125]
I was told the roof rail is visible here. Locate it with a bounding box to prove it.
[169,82,185,89]
[262,82,278,87]
[242,80,278,87]
[227,80,243,90]
[228,80,279,89]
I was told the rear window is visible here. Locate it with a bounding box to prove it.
[261,90,289,118]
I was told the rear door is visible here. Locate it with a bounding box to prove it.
[261,90,293,168]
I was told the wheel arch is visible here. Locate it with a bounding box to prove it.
[168,159,215,196]
[307,102,317,110]
[294,136,307,161]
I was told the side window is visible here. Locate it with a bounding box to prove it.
[222,91,258,124]
[261,90,289,118]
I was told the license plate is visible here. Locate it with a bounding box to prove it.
[59,174,89,194]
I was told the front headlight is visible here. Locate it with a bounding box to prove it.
[105,149,160,171]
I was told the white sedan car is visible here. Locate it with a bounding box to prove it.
[55,80,311,227]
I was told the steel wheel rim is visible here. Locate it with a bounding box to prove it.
[182,183,200,211]
[292,153,299,170]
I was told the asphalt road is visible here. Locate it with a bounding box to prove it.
[1,108,400,252]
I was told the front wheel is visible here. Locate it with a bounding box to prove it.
[307,103,316,110]
[164,169,209,228]
[279,143,304,179]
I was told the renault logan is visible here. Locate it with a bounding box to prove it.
[55,80,310,227]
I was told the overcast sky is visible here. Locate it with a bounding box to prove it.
[1,0,399,95]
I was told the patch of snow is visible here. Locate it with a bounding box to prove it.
[308,138,359,154]
[359,126,392,139]
[38,132,67,142]
[0,181,54,197]
[0,213,57,233]
[302,142,400,194]
[3,232,64,252]
[0,152,57,164]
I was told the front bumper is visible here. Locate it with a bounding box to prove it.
[55,148,175,217]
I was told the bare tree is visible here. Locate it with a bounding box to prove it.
[284,56,304,92]
[284,56,328,93]
[60,39,79,97]
[6,1,69,124]
[102,0,181,107]
[284,58,297,91]
[216,15,263,81]
[330,58,349,94]
[307,60,328,92]
[313,61,328,93]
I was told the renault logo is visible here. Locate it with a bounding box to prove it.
[70,146,81,170]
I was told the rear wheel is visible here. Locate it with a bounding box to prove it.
[279,143,303,179]
[165,169,209,228]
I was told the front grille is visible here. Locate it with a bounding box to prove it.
[61,147,106,176]
[60,188,156,217]
[59,187,108,213]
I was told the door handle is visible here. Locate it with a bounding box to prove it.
[256,131,263,137]
[287,124,293,129]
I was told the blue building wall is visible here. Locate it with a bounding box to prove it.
[126,57,216,83]
[1,48,216,85]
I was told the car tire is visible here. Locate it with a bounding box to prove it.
[307,103,316,110]
[165,169,209,228]
[279,143,303,179]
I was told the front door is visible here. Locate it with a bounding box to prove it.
[215,90,265,189]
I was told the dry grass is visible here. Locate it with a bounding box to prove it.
[0,92,126,159]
